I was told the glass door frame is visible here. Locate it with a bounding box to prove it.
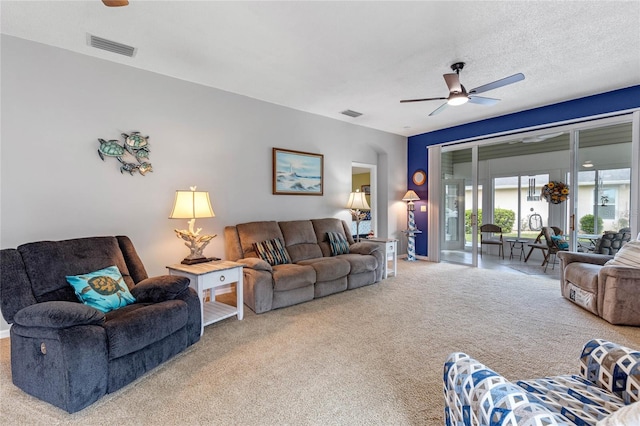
[438,145,479,267]
[427,111,639,266]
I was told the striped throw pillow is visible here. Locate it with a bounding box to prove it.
[327,231,349,256]
[605,240,640,268]
[254,238,291,266]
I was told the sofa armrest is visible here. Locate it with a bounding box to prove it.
[236,257,273,272]
[558,251,613,267]
[131,275,191,303]
[444,352,567,425]
[348,241,380,256]
[580,339,640,404]
[13,301,104,329]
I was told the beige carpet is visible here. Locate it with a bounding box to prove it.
[1,261,639,425]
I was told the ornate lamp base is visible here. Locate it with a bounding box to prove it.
[174,227,217,265]
[181,256,220,265]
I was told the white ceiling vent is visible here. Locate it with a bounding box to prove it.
[87,34,137,57]
[340,109,363,118]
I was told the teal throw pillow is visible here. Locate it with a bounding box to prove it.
[66,265,136,313]
[327,231,350,256]
[254,238,291,266]
[550,235,569,250]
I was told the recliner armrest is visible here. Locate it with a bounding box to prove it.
[348,241,380,255]
[236,257,272,272]
[558,251,613,266]
[13,301,104,329]
[131,275,191,303]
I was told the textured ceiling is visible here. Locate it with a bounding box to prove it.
[2,1,639,137]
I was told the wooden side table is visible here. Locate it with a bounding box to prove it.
[366,238,398,278]
[166,260,244,336]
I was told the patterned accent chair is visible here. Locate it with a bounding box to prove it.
[444,339,639,426]
[592,228,632,255]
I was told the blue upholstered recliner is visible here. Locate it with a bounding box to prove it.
[0,236,201,413]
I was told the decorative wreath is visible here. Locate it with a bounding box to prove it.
[541,181,569,204]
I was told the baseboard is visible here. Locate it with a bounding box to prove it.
[0,327,10,340]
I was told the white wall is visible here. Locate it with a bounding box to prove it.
[0,35,407,332]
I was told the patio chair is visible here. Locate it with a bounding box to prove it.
[524,226,564,268]
[480,224,504,259]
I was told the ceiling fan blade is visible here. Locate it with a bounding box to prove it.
[429,102,449,116]
[400,97,447,103]
[468,96,500,106]
[443,73,462,93]
[469,73,525,94]
[102,0,129,6]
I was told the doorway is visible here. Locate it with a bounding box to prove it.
[351,162,377,239]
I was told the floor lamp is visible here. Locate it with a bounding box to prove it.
[402,190,421,261]
[346,189,370,242]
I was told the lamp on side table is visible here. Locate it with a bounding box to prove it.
[346,189,370,243]
[169,186,219,264]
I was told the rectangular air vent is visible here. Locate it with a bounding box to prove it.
[87,34,137,57]
[340,109,362,118]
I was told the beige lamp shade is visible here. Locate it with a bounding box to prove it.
[346,190,370,210]
[169,189,215,219]
[402,190,420,202]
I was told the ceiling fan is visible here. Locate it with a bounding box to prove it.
[102,0,129,6]
[400,62,524,116]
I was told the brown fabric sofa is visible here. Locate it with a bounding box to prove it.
[224,218,384,313]
[558,251,640,325]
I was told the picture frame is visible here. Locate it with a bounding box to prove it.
[273,148,324,195]
[360,185,371,195]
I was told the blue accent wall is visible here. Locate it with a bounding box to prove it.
[407,85,640,257]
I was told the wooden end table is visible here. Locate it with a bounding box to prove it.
[366,238,398,278]
[167,260,244,336]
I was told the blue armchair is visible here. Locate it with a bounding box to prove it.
[0,236,201,413]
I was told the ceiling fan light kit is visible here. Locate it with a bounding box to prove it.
[401,62,524,116]
[447,93,469,106]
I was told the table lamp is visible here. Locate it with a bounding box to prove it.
[169,186,218,264]
[346,189,370,242]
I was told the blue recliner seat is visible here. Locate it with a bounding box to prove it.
[0,236,201,413]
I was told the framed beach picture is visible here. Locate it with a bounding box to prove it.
[273,148,324,195]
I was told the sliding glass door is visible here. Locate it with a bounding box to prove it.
[434,114,638,267]
[572,122,633,251]
[440,147,478,266]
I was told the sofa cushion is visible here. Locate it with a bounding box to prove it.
[237,221,284,258]
[337,253,377,274]
[565,262,601,293]
[66,266,136,313]
[297,257,350,282]
[278,220,323,262]
[327,232,350,255]
[104,299,188,360]
[311,218,354,257]
[272,264,315,291]
[254,238,292,266]
[605,240,640,268]
[17,237,134,303]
